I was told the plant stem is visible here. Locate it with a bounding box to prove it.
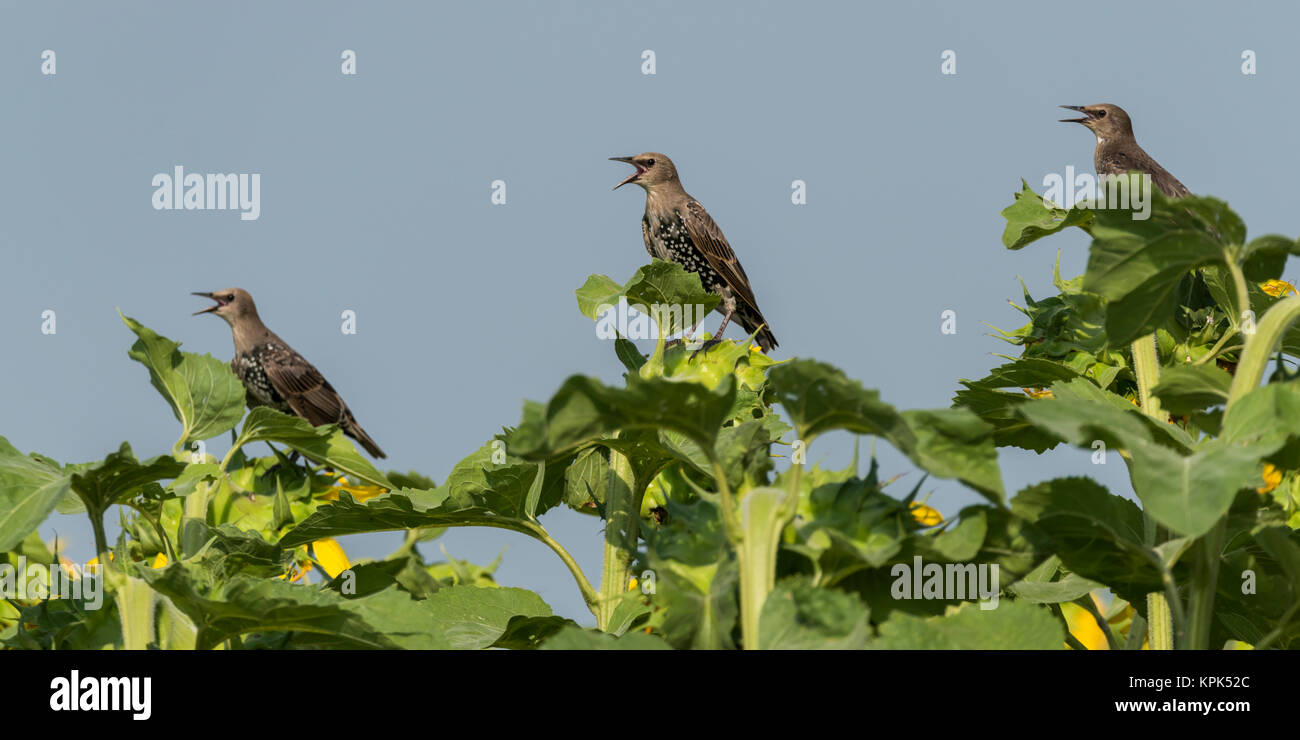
[598,444,642,630]
[1132,332,1176,648]
[1185,524,1224,650]
[1131,334,1168,423]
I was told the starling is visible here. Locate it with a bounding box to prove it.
[193,288,386,459]
[1059,104,1190,197]
[611,152,778,352]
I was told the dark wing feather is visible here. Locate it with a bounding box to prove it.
[682,199,763,315]
[260,343,348,427]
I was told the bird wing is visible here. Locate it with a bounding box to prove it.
[260,343,348,427]
[682,199,763,314]
[1098,150,1190,198]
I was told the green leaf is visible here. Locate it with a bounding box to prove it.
[758,578,871,649]
[234,407,392,489]
[1000,181,1095,250]
[540,625,673,650]
[278,441,563,547]
[1150,364,1232,416]
[1240,234,1297,281]
[900,408,1004,504]
[874,600,1063,649]
[0,438,69,551]
[644,499,739,649]
[507,374,736,461]
[419,585,554,650]
[491,615,580,649]
[121,313,246,451]
[141,564,439,649]
[69,442,185,514]
[1010,478,1163,604]
[1018,377,1194,453]
[574,274,625,320]
[769,360,1004,502]
[1081,202,1228,344]
[576,260,721,337]
[768,359,912,446]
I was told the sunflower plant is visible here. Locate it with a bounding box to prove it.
[2,189,1298,649]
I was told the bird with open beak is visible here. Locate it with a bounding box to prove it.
[193,288,386,459]
[610,152,778,353]
[1059,103,1190,198]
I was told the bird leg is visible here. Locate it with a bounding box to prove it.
[691,294,736,359]
[665,319,705,350]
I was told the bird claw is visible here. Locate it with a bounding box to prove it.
[690,338,721,359]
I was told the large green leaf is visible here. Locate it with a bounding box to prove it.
[1150,364,1232,416]
[68,442,186,514]
[1010,477,1163,604]
[576,260,721,337]
[234,407,392,489]
[873,599,1063,649]
[1080,195,1235,344]
[767,359,912,446]
[758,578,870,649]
[507,374,736,461]
[644,499,739,650]
[0,438,68,551]
[1000,181,1095,250]
[278,441,563,546]
[121,313,246,451]
[769,360,1004,503]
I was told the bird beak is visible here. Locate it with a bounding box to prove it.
[1058,105,1094,125]
[610,156,645,190]
[191,291,220,315]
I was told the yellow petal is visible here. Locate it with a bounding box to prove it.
[1021,387,1054,399]
[1258,463,1282,495]
[152,553,168,569]
[312,538,350,578]
[1062,595,1109,650]
[1261,279,1297,298]
[909,502,943,527]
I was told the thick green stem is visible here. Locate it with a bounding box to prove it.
[736,487,788,649]
[598,445,643,631]
[1185,524,1224,650]
[88,507,111,568]
[1131,334,1168,423]
[1133,334,1175,647]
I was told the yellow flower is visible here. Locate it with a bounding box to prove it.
[324,475,387,503]
[1261,279,1297,298]
[909,501,943,527]
[1062,593,1109,650]
[1258,463,1282,495]
[312,538,350,578]
[152,553,168,569]
[1022,387,1054,399]
[628,577,638,591]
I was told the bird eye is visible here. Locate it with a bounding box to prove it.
[1095,110,1106,118]
[645,159,655,166]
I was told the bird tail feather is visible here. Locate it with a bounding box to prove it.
[346,422,387,459]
